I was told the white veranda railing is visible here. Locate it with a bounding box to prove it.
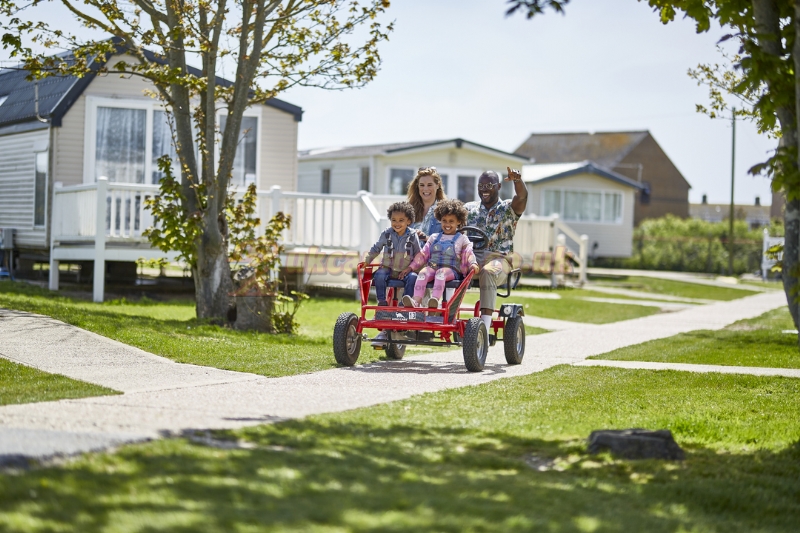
[50,179,588,301]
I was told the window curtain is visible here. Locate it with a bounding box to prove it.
[95,107,146,183]
[390,168,415,195]
[151,110,179,184]
[604,192,622,222]
[220,115,258,187]
[565,191,601,221]
[543,190,561,216]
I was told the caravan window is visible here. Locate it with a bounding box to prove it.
[542,187,623,224]
[219,115,258,187]
[95,107,146,183]
[389,168,415,195]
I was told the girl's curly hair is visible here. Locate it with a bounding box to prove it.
[434,199,468,226]
[387,201,415,223]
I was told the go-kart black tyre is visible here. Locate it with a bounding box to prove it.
[333,312,361,366]
[503,316,525,365]
[463,318,489,372]
[385,337,406,360]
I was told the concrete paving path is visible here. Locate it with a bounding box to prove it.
[0,291,787,462]
[575,359,800,379]
[586,267,773,291]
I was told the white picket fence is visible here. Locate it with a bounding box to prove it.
[50,178,588,301]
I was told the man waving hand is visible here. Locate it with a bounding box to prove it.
[464,167,528,334]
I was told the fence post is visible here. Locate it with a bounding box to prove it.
[550,215,559,288]
[48,182,63,291]
[270,185,282,217]
[579,234,589,285]
[762,227,769,281]
[93,177,108,303]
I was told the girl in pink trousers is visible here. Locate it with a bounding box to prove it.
[400,199,480,309]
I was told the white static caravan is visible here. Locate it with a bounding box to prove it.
[297,138,531,203]
[0,52,302,298]
[522,161,646,258]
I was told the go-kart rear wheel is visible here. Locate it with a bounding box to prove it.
[385,333,406,360]
[333,312,361,366]
[463,318,488,372]
[503,316,525,365]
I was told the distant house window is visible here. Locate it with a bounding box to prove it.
[500,178,514,200]
[457,175,475,202]
[95,106,146,183]
[390,168,414,195]
[219,115,258,187]
[34,152,48,226]
[543,188,623,224]
[321,168,331,194]
[360,166,370,192]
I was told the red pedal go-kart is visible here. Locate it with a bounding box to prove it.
[333,226,525,372]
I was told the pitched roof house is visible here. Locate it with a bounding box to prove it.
[0,53,302,272]
[514,131,691,225]
[521,161,645,257]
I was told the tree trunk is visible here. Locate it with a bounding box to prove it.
[193,233,234,321]
[784,199,800,330]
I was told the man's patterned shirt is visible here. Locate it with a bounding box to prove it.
[464,198,521,257]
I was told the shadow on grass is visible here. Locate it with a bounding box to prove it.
[2,421,799,532]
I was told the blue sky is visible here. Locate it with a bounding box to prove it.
[282,0,775,206]
[1,0,776,205]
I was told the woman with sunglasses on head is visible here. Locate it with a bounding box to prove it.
[407,166,446,242]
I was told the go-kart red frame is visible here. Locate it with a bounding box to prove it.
[331,262,526,372]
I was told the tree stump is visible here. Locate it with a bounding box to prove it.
[588,429,685,460]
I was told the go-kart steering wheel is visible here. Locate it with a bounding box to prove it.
[459,225,489,251]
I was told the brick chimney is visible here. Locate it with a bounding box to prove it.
[701,194,707,204]
[755,196,761,206]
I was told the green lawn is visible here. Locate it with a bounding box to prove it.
[591,275,760,301]
[0,283,386,378]
[462,289,660,324]
[0,358,118,406]
[592,307,800,368]
[2,366,798,532]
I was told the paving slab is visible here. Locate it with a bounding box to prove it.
[574,359,800,378]
[579,296,695,310]
[0,291,786,461]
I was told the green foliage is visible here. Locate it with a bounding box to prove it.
[506,0,570,17]
[227,184,292,295]
[646,0,800,200]
[272,290,310,334]
[595,215,781,275]
[142,156,203,266]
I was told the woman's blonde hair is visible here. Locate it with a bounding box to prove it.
[407,167,446,224]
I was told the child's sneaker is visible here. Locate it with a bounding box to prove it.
[402,295,418,308]
[371,330,388,349]
[426,297,440,309]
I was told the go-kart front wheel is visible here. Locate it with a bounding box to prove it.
[333,312,361,366]
[385,332,406,360]
[503,316,525,365]
[462,318,488,372]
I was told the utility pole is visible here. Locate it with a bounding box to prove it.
[729,108,736,276]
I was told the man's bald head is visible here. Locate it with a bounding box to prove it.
[477,170,501,208]
[479,170,500,184]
